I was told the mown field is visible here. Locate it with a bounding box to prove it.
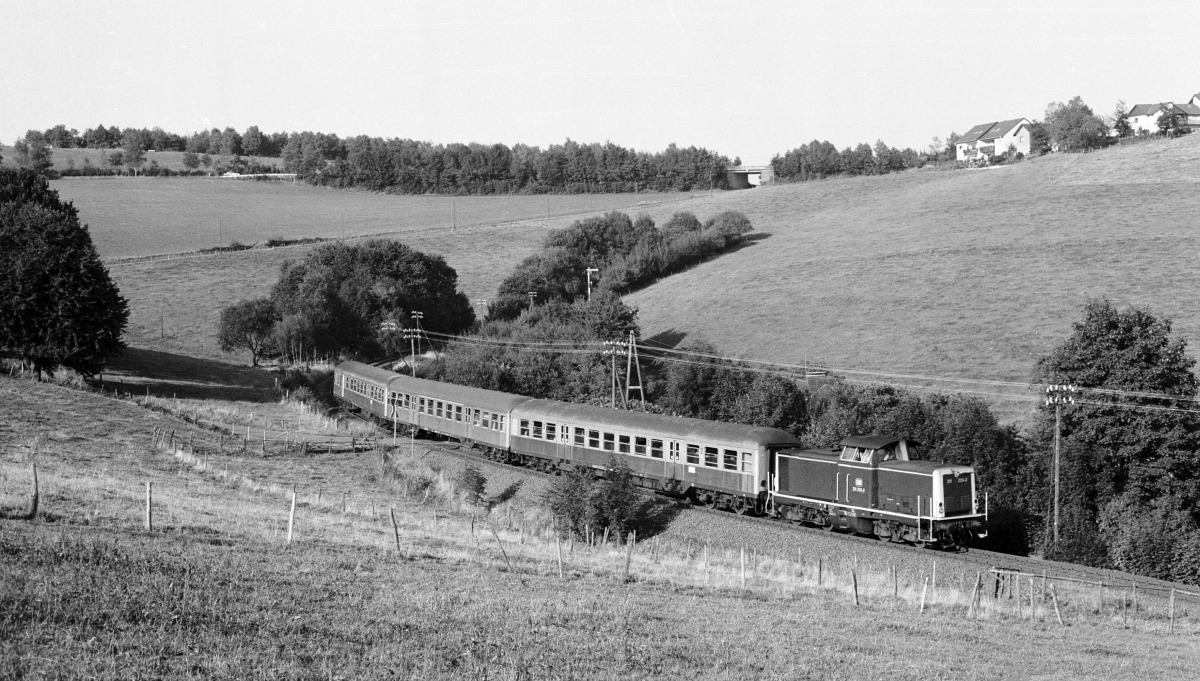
[622,134,1200,421]
[51,177,702,259]
[3,377,1196,679]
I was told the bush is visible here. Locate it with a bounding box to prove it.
[542,458,642,540]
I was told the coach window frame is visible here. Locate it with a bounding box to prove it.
[603,432,615,452]
[686,444,699,465]
[519,419,530,437]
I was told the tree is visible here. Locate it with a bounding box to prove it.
[242,125,263,156]
[200,153,213,169]
[0,168,128,377]
[1157,106,1189,137]
[1028,121,1051,155]
[122,131,146,173]
[107,151,124,169]
[1032,299,1200,564]
[1044,97,1108,151]
[12,131,53,175]
[1110,100,1132,138]
[182,151,200,169]
[217,298,277,367]
[43,125,80,148]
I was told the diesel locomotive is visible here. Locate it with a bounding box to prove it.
[334,360,987,546]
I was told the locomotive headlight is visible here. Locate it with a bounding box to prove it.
[974,498,979,514]
[938,502,944,515]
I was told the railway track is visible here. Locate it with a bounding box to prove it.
[359,414,1200,605]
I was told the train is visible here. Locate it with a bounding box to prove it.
[333,360,988,546]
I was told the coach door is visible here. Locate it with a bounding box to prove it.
[666,441,682,483]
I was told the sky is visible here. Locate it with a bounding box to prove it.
[3,1,1199,164]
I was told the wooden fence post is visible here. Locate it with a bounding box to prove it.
[893,565,898,599]
[1122,589,1127,629]
[287,491,297,544]
[26,462,39,520]
[818,557,823,586]
[740,546,746,589]
[556,533,564,580]
[144,481,153,531]
[852,569,860,606]
[919,577,929,614]
[1050,583,1064,626]
[487,520,513,572]
[390,508,401,554]
[623,531,635,582]
[1169,589,1176,634]
[968,571,982,618]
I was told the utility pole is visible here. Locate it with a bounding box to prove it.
[586,267,599,302]
[527,291,537,310]
[602,340,628,409]
[475,298,489,321]
[1045,384,1076,548]
[624,330,645,408]
[404,311,424,377]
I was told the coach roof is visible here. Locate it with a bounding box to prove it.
[336,360,402,386]
[386,373,533,413]
[515,399,801,447]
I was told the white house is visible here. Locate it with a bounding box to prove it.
[1126,103,1171,134]
[955,118,1032,161]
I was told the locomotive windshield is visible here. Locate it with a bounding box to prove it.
[879,442,922,462]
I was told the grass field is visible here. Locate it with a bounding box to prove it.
[50,176,703,259]
[4,376,1197,679]
[621,135,1200,421]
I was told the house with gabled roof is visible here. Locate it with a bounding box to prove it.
[954,118,1032,161]
[1126,103,1171,134]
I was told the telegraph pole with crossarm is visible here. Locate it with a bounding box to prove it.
[1045,383,1076,548]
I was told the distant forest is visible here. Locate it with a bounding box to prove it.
[32,124,731,194]
[769,139,928,182]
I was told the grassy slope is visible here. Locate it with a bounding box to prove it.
[51,177,700,259]
[623,136,1200,421]
[3,377,1197,679]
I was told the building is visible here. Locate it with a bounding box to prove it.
[724,165,774,189]
[954,118,1032,161]
[1126,103,1171,135]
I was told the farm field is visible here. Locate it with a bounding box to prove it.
[3,376,1197,679]
[623,134,1200,420]
[51,176,703,259]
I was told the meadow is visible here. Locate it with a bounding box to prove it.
[621,135,1200,421]
[3,376,1197,679]
[51,176,703,259]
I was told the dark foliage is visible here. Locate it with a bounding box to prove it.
[0,169,127,377]
[217,298,278,367]
[267,240,474,359]
[770,139,925,182]
[543,458,645,540]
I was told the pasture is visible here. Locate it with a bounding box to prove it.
[623,135,1200,421]
[52,177,702,259]
[3,377,1197,679]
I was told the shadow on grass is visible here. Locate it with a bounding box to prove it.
[100,347,277,402]
[641,329,689,352]
[629,498,686,539]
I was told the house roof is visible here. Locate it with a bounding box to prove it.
[957,122,998,145]
[1127,103,1169,117]
[1173,102,1200,116]
[980,118,1029,141]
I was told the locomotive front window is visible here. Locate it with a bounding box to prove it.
[588,430,600,448]
[546,423,557,440]
[618,435,630,453]
[603,432,615,451]
[650,440,663,458]
[686,444,699,465]
[723,449,738,470]
[634,437,647,456]
[520,420,530,437]
[532,421,543,438]
[574,427,585,446]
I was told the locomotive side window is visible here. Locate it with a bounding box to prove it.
[618,435,630,454]
[723,449,738,471]
[546,423,557,441]
[603,432,615,451]
[519,420,530,437]
[588,430,600,448]
[574,427,585,446]
[532,421,543,438]
[686,444,699,465]
[704,447,718,467]
[650,439,663,458]
[634,437,647,456]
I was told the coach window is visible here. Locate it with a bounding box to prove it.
[650,439,663,459]
[634,437,647,456]
[496,415,506,432]
[418,397,425,414]
[741,452,753,473]
[686,444,700,465]
[455,405,464,422]
[532,421,543,438]
[618,435,630,454]
[704,447,719,468]
[480,411,490,428]
[574,427,586,446]
[588,430,600,448]
[603,432,615,451]
[546,423,557,441]
[433,401,441,418]
[472,409,481,426]
[520,419,530,437]
[723,449,738,471]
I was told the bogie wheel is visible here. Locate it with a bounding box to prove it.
[822,520,836,532]
[733,498,748,515]
[702,494,719,510]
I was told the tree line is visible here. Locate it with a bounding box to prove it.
[770,139,926,182]
[32,124,290,157]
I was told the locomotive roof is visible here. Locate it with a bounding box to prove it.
[385,373,533,412]
[841,435,918,449]
[336,360,403,385]
[515,399,802,448]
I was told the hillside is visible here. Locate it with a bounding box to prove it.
[623,135,1200,420]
